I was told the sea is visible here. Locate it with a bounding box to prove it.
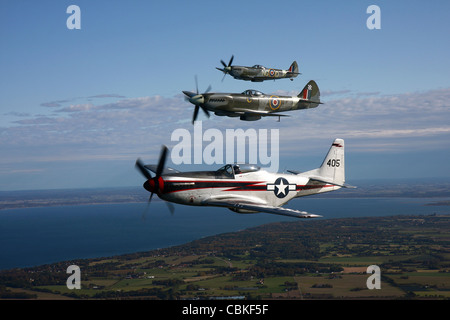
[1,197,449,270]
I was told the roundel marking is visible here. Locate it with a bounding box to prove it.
[269,69,275,77]
[269,95,281,110]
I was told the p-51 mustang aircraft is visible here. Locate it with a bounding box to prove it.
[135,139,354,219]
[183,79,321,123]
[217,55,300,82]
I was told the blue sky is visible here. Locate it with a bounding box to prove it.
[1,0,449,191]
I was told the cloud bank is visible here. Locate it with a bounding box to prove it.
[1,88,449,164]
[0,87,449,190]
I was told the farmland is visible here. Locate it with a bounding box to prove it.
[1,214,449,300]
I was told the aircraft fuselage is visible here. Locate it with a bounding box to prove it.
[229,66,297,82]
[150,168,339,212]
[198,90,317,121]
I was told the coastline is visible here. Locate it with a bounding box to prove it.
[1,178,449,211]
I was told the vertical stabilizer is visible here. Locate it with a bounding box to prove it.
[297,80,321,108]
[317,139,345,186]
[288,61,299,75]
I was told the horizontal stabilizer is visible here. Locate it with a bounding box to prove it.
[309,176,356,189]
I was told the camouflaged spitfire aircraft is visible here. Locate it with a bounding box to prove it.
[135,139,353,219]
[183,79,321,123]
[217,55,300,82]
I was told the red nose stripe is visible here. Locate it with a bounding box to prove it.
[157,177,164,193]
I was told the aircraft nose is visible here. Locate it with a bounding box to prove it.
[143,177,164,194]
[189,94,204,105]
[143,179,155,193]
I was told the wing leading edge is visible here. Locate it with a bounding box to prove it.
[204,200,322,219]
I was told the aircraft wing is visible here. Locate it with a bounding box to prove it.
[204,199,321,219]
[223,109,290,117]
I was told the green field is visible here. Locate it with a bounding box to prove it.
[1,214,449,300]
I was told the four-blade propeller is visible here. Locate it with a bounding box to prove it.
[135,145,174,216]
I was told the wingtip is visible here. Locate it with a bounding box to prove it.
[306,214,323,218]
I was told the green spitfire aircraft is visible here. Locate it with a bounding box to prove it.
[216,55,300,82]
[183,79,321,123]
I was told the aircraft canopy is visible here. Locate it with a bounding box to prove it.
[242,89,264,96]
[216,164,261,177]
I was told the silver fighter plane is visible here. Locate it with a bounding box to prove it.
[135,139,354,219]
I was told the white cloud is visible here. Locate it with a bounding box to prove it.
[0,87,449,165]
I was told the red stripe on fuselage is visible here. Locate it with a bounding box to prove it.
[160,179,334,194]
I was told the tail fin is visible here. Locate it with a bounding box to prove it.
[315,139,345,186]
[298,80,320,101]
[299,139,354,189]
[287,61,299,75]
[297,80,321,109]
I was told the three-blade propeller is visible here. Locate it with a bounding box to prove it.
[182,76,211,124]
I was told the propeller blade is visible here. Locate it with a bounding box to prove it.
[192,105,199,124]
[141,195,151,221]
[201,106,210,118]
[186,77,212,123]
[195,75,199,95]
[182,90,196,98]
[135,158,152,180]
[221,73,227,82]
[220,59,227,68]
[228,55,234,67]
[155,145,168,178]
[165,201,175,215]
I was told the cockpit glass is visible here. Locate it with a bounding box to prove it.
[242,89,264,96]
[216,164,260,176]
[216,164,234,177]
[233,164,260,174]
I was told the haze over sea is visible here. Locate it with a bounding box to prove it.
[1,195,449,270]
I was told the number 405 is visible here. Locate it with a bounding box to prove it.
[327,159,340,167]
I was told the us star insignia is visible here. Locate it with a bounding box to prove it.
[267,177,296,198]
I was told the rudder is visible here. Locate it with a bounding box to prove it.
[288,61,299,74]
[298,80,320,104]
[318,139,345,186]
